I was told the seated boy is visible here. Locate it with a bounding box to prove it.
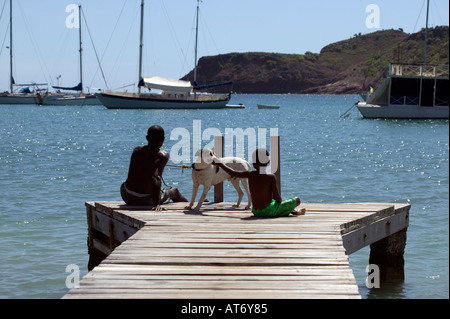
[211,148,305,217]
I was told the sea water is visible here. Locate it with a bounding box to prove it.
[0,94,448,299]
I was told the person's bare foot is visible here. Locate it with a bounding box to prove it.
[292,208,306,215]
[292,197,305,215]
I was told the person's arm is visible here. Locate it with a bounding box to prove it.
[151,152,169,211]
[212,156,251,179]
[270,173,282,202]
[157,150,169,177]
[151,172,162,210]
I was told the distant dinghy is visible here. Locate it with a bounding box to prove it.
[258,104,280,109]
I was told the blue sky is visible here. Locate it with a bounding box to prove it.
[0,0,448,92]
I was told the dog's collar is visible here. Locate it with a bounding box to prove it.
[192,163,220,174]
[192,163,206,172]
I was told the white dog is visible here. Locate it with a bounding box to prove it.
[185,149,252,212]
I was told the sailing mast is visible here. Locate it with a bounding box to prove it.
[423,0,430,64]
[78,5,83,94]
[138,0,144,94]
[193,0,200,84]
[9,0,13,93]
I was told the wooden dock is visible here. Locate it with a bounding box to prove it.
[64,201,410,299]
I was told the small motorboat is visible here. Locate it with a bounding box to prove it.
[225,103,245,109]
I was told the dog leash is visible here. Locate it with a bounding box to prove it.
[161,164,192,189]
[166,164,192,175]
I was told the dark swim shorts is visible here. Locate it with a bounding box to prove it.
[120,182,170,206]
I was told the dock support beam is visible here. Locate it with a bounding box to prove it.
[342,204,409,283]
[369,228,407,282]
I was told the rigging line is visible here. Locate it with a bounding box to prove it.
[0,24,7,58]
[143,0,151,78]
[16,1,51,84]
[100,0,128,61]
[0,0,6,23]
[139,1,161,78]
[199,10,221,59]
[412,0,426,33]
[190,6,226,80]
[0,0,6,42]
[159,0,186,74]
[178,12,196,79]
[109,5,138,87]
[339,102,358,119]
[0,1,7,58]
[50,27,72,86]
[81,7,109,90]
[431,0,444,27]
[94,0,128,88]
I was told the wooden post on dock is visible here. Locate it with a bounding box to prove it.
[270,135,281,195]
[213,135,280,202]
[369,228,407,282]
[214,136,224,203]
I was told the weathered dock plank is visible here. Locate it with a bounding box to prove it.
[65,201,409,299]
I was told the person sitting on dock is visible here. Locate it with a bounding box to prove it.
[120,125,188,210]
[211,148,305,217]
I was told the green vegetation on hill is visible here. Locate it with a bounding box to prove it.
[182,26,449,94]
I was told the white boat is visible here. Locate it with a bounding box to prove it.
[98,90,230,109]
[98,77,230,109]
[41,5,102,106]
[97,0,231,110]
[0,0,45,105]
[357,64,449,119]
[258,104,280,109]
[356,0,449,119]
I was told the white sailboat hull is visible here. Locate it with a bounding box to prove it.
[97,92,230,109]
[357,102,449,119]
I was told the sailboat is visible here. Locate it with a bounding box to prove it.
[0,0,45,105]
[356,0,449,119]
[41,5,101,106]
[97,0,231,109]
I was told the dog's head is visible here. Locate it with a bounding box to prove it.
[192,149,215,170]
